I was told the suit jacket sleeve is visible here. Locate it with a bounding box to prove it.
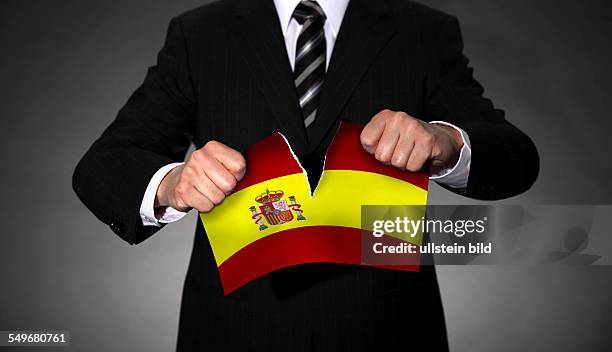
[73,17,196,244]
[424,15,539,200]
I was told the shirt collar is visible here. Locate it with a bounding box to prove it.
[273,0,349,36]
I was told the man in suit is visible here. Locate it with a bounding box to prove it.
[73,0,539,350]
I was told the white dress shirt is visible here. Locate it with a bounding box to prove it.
[139,0,472,227]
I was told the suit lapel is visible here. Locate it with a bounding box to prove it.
[307,0,397,151]
[231,0,309,155]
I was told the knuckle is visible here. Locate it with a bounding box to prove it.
[422,132,434,145]
[217,176,237,193]
[415,121,426,131]
[390,113,405,125]
[360,134,376,148]
[406,119,419,132]
[379,109,394,118]
[238,155,247,169]
[203,140,220,153]
[201,202,214,213]
[375,109,391,118]
[178,172,192,185]
[209,188,225,204]
[406,157,424,172]
[391,157,405,168]
[375,149,390,162]
[405,160,420,172]
[226,177,238,191]
[182,165,195,177]
[237,163,247,176]
[230,158,247,176]
[190,149,204,163]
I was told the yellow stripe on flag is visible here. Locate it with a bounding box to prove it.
[200,169,428,266]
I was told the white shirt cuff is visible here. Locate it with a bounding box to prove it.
[428,121,471,189]
[139,162,188,227]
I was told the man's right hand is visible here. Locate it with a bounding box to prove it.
[155,141,246,213]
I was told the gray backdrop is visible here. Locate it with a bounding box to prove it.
[1,0,611,351]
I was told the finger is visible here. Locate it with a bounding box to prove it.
[205,141,247,181]
[374,122,400,164]
[391,133,415,169]
[406,136,433,172]
[200,153,238,195]
[192,173,226,205]
[175,183,214,212]
[360,110,392,154]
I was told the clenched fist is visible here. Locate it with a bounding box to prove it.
[155,141,246,212]
[360,109,463,174]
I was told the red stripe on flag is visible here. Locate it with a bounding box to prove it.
[323,122,429,191]
[234,133,304,193]
[218,226,420,295]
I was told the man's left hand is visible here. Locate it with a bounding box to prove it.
[360,109,464,174]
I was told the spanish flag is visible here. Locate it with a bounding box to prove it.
[200,122,428,294]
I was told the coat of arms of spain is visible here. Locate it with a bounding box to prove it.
[249,188,306,231]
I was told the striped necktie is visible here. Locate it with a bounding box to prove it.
[292,0,326,128]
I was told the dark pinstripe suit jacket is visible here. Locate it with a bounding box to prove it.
[73,0,539,350]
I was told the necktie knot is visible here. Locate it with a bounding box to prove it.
[292,1,326,25]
